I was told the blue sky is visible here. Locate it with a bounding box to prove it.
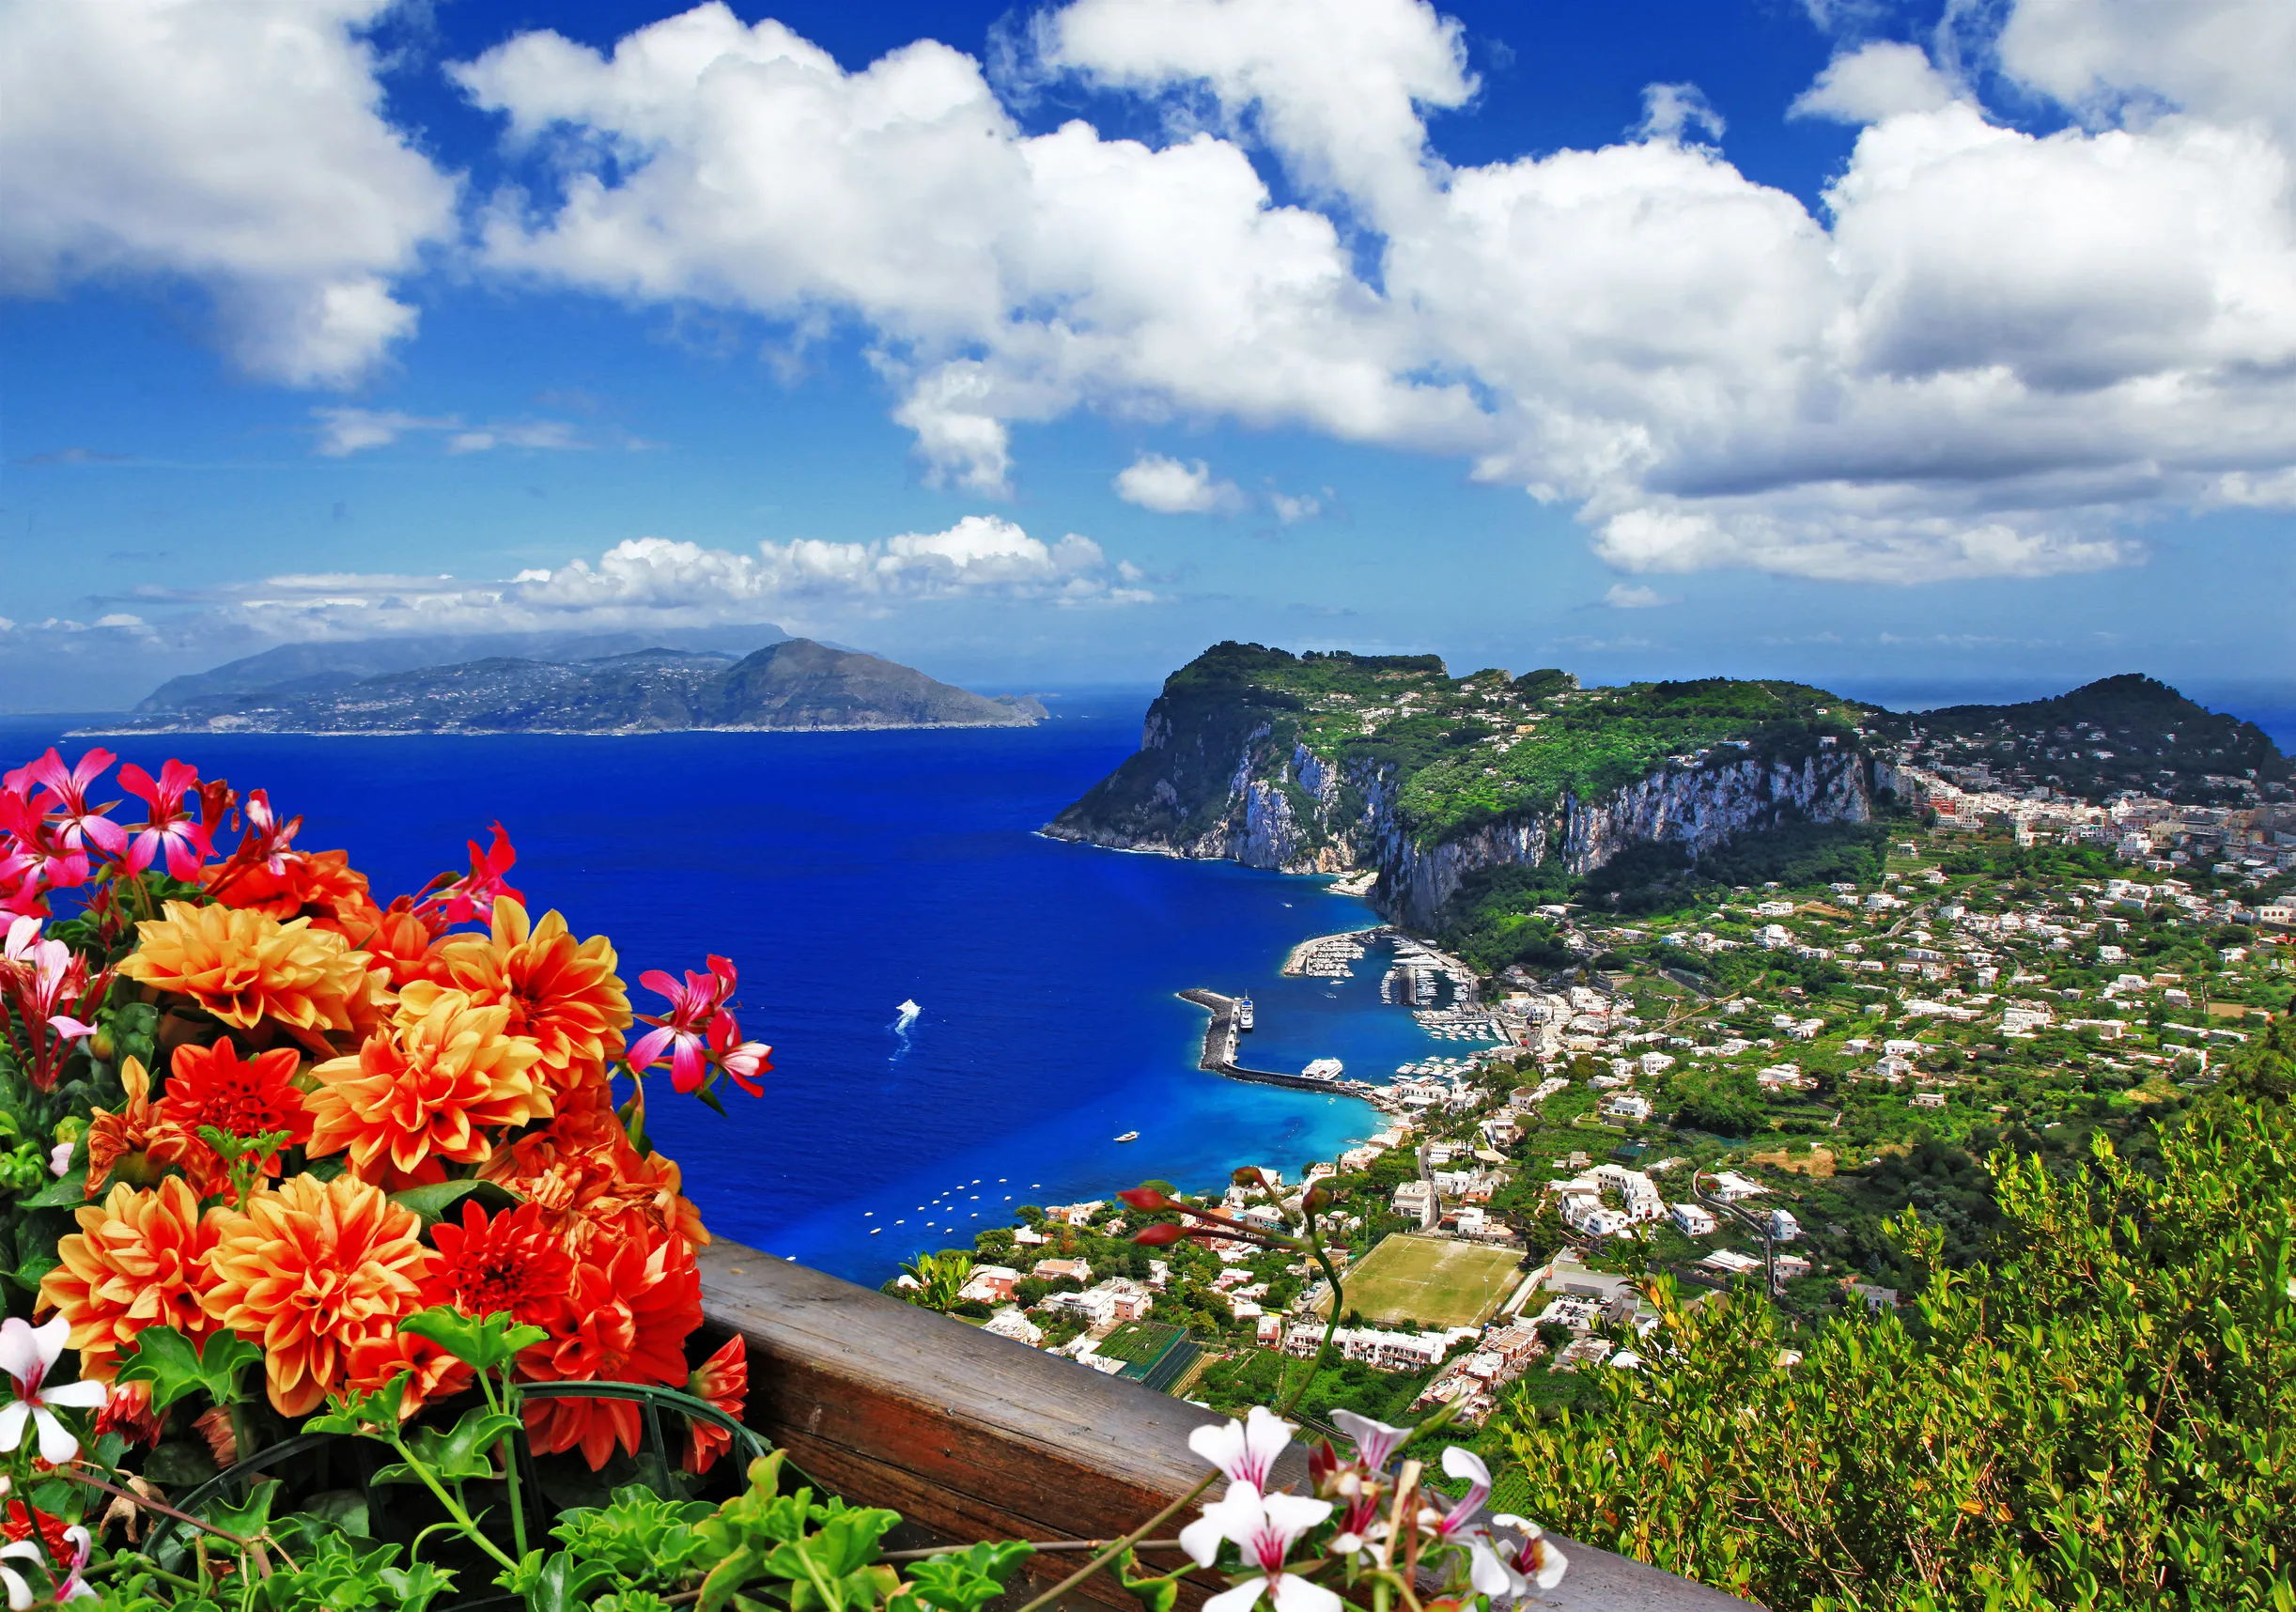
[2,0,2292,711]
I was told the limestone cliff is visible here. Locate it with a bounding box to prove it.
[1046,643,1876,931]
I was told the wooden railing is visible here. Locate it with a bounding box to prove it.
[697,1239,1757,1611]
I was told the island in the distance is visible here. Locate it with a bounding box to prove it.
[87,636,1047,736]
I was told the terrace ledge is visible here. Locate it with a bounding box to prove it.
[697,1238,1761,1612]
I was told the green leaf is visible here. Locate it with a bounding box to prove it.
[117,1325,262,1412]
[303,1374,411,1437]
[378,1405,522,1484]
[198,1478,283,1542]
[526,1550,615,1612]
[398,1306,547,1372]
[293,1489,373,1541]
[901,1542,1037,1612]
[113,1325,207,1411]
[386,1177,519,1228]
[8,1249,56,1297]
[1109,1545,1182,1612]
[16,1169,87,1208]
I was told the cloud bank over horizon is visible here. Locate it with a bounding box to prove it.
[0,517,1153,701]
[4,0,2294,592]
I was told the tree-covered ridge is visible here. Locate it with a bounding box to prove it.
[1867,672,2291,806]
[1062,643,1869,851]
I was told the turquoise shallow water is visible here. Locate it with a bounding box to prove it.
[0,698,1461,1283]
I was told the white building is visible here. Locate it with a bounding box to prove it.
[1670,1202,1718,1236]
[982,1308,1044,1347]
[1769,1209,1802,1243]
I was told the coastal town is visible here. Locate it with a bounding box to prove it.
[894,768,2296,1443]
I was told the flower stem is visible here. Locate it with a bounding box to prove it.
[1008,1469,1221,1612]
[389,1434,519,1572]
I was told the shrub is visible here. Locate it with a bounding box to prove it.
[1497,1094,2296,1610]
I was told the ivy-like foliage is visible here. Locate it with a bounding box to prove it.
[1497,1093,2296,1610]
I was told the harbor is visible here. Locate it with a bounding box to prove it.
[1177,988,1378,1094]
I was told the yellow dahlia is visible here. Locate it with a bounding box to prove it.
[201,1173,433,1417]
[400,898,628,1105]
[118,900,383,1040]
[39,1177,222,1381]
[307,988,548,1180]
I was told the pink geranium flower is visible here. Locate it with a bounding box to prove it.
[629,955,738,1093]
[10,749,125,861]
[706,1010,772,1097]
[118,758,210,879]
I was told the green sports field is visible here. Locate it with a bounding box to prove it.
[1095,1321,1183,1365]
[1332,1234,1526,1328]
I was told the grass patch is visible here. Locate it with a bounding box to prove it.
[1094,1320,1184,1366]
[1333,1234,1527,1328]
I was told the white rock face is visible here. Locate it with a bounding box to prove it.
[1056,721,1876,930]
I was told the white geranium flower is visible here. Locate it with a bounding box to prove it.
[0,1316,105,1465]
[1184,1486,1338,1612]
[1187,1404,1294,1493]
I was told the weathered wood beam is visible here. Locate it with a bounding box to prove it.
[698,1239,1756,1612]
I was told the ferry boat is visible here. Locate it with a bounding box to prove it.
[1114,1130,1140,1142]
[1235,996,1255,1030]
[1302,1057,1344,1081]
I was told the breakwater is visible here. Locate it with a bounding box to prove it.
[1178,988,1373,1093]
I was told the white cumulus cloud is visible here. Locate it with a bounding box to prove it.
[196,519,1153,643]
[1113,453,1246,513]
[441,0,2296,586]
[0,0,458,386]
[13,0,2296,592]
[1603,583,1677,609]
[1789,41,1958,123]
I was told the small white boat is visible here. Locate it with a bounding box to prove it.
[1115,1130,1140,1142]
[896,999,921,1020]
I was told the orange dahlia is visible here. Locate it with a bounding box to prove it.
[343,1331,473,1420]
[119,901,383,1041]
[202,1173,434,1417]
[425,1200,574,1328]
[207,847,371,926]
[403,899,629,1106]
[307,989,548,1181]
[85,1056,163,1195]
[39,1177,222,1381]
[519,1225,703,1469]
[335,899,445,991]
[150,1040,311,1192]
[683,1334,748,1475]
[477,1103,705,1260]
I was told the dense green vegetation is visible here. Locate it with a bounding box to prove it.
[1498,1092,2295,1611]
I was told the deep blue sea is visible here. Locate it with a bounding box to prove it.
[0,697,1451,1284]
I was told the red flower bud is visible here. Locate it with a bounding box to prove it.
[1118,1186,1174,1211]
[1132,1222,1187,1246]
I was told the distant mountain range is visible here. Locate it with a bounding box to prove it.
[89,636,1045,735]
